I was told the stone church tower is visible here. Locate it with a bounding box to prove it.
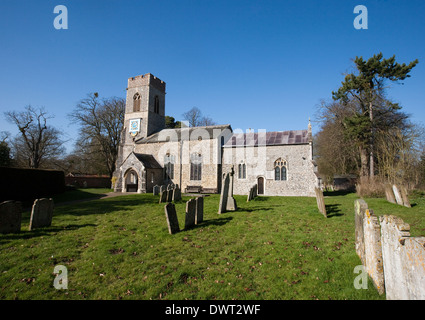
[114,73,166,192]
[124,73,166,141]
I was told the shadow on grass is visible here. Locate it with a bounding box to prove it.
[323,190,355,197]
[0,224,96,245]
[325,204,344,218]
[237,207,275,213]
[56,196,156,217]
[181,217,233,232]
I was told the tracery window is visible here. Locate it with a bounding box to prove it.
[190,153,202,181]
[164,154,175,180]
[238,163,246,179]
[274,158,287,181]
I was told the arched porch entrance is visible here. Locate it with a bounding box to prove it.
[124,169,139,192]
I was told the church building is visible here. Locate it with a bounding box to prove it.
[113,73,318,197]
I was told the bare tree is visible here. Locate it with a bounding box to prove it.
[4,106,65,168]
[182,107,217,127]
[69,93,125,177]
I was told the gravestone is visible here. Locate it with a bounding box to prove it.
[392,185,403,205]
[164,203,180,234]
[29,198,54,231]
[218,173,230,214]
[159,186,167,203]
[399,186,411,208]
[314,187,327,218]
[384,184,396,204]
[247,186,252,202]
[185,198,196,229]
[153,185,159,195]
[167,188,174,202]
[195,196,204,224]
[173,186,181,202]
[0,200,22,234]
[226,166,237,211]
[354,199,368,265]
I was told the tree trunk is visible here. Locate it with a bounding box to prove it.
[359,146,368,178]
[369,101,374,178]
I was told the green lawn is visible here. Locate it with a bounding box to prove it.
[51,188,113,204]
[0,190,423,300]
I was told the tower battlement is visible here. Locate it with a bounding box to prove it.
[127,73,166,92]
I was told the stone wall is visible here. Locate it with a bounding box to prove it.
[354,199,425,299]
[222,143,317,196]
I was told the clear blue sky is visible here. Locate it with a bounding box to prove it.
[1,0,424,153]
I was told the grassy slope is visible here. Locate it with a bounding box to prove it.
[1,190,423,300]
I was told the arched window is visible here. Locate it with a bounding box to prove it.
[154,95,160,114]
[164,154,175,180]
[190,153,202,181]
[133,93,141,112]
[238,163,246,179]
[274,158,287,181]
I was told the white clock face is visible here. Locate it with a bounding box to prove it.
[129,119,140,134]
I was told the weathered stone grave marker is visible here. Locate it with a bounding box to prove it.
[173,185,181,202]
[392,185,403,205]
[195,196,204,224]
[29,198,54,230]
[153,185,159,195]
[167,188,174,202]
[185,198,196,229]
[164,203,180,234]
[226,166,237,211]
[159,185,167,203]
[384,184,396,204]
[399,186,411,208]
[314,187,327,218]
[218,173,229,214]
[0,200,22,234]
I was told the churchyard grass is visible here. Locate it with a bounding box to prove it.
[1,191,423,300]
[51,188,113,204]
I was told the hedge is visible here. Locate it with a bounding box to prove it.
[0,167,65,203]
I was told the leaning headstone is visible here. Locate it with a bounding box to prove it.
[153,185,159,196]
[384,184,396,204]
[185,198,196,229]
[392,185,403,205]
[218,173,230,214]
[363,209,385,295]
[226,166,237,211]
[253,184,257,198]
[164,203,180,234]
[29,198,54,231]
[399,185,411,208]
[173,186,181,202]
[247,186,252,202]
[195,196,204,224]
[0,201,22,234]
[167,188,174,202]
[314,187,327,218]
[354,199,368,265]
[159,187,167,203]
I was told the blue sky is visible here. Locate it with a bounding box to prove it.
[1,0,424,153]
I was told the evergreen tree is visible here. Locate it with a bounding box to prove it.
[332,53,418,178]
